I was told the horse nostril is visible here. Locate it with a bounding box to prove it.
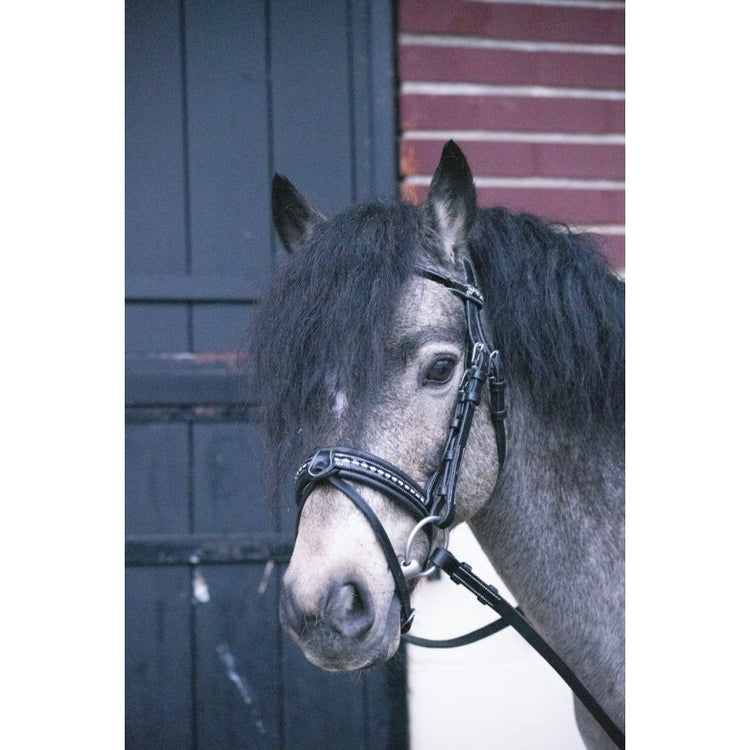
[324,580,374,639]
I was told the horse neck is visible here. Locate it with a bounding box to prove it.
[469,395,624,668]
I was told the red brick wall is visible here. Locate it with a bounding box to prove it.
[397,0,625,271]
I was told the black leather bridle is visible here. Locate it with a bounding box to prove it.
[292,262,625,748]
[294,260,506,632]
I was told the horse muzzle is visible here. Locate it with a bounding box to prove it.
[279,572,402,671]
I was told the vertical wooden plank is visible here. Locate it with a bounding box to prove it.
[349,0,398,202]
[125,567,193,750]
[193,422,272,535]
[269,0,353,216]
[125,0,187,273]
[184,0,273,281]
[279,594,409,750]
[281,635,368,749]
[364,650,410,750]
[194,564,281,749]
[368,0,398,201]
[349,0,375,202]
[125,423,190,536]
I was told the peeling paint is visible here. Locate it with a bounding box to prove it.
[192,568,211,603]
[216,643,267,736]
[258,560,275,595]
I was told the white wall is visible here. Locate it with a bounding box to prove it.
[407,525,586,750]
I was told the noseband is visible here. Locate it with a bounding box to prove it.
[294,260,507,633]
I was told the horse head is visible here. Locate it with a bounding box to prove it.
[266,143,500,671]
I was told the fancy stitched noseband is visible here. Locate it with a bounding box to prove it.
[294,260,507,633]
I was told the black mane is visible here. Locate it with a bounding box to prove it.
[255,200,624,500]
[469,208,625,431]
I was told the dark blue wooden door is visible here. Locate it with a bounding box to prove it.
[125,2,406,748]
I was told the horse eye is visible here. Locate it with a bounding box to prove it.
[422,357,457,386]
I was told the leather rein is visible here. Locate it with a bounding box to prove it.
[293,262,625,749]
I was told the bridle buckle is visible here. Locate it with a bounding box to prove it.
[306,448,337,478]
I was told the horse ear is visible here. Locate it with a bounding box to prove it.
[272,174,326,253]
[424,141,477,263]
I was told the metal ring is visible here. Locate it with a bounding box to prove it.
[401,515,450,579]
[403,515,441,564]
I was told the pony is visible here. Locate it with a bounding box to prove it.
[255,141,624,749]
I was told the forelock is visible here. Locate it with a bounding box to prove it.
[255,201,422,500]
